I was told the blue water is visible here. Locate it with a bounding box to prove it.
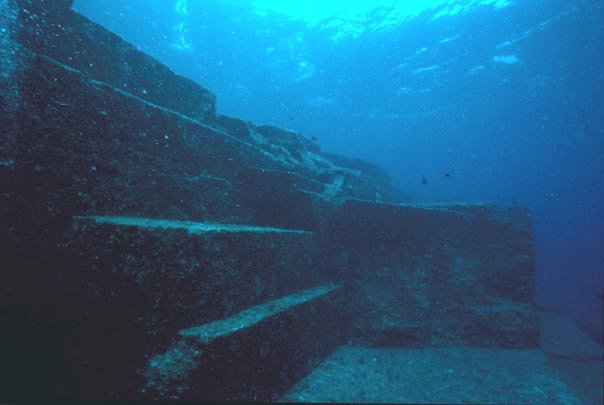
[73,0,604,337]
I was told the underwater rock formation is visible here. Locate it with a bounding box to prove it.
[331,201,538,348]
[1,0,539,401]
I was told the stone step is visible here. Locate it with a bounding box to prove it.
[6,48,398,238]
[73,215,313,235]
[142,284,345,400]
[329,199,538,348]
[282,346,582,404]
[53,215,328,399]
[11,50,284,233]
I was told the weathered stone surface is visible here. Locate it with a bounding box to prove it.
[142,284,347,401]
[319,151,405,202]
[16,0,216,121]
[330,200,539,348]
[51,216,323,398]
[546,354,604,405]
[1,0,543,401]
[0,2,402,398]
[5,47,404,241]
[12,52,262,227]
[282,346,581,404]
[237,168,324,231]
[215,117,403,204]
[3,0,405,249]
[1,0,23,226]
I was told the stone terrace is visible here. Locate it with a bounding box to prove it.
[1,0,547,401]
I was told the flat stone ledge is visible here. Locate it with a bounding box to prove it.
[74,215,314,235]
[179,283,341,344]
[282,346,581,404]
[142,284,344,400]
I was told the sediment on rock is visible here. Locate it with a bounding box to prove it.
[1,0,541,400]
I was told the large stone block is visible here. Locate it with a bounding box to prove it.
[52,216,323,398]
[11,52,275,239]
[0,0,543,401]
[331,200,538,348]
[142,284,346,401]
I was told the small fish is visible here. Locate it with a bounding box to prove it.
[443,168,455,178]
[310,136,318,142]
[289,116,295,121]
[421,176,428,185]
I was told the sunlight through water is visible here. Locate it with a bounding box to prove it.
[249,0,512,39]
[251,0,511,24]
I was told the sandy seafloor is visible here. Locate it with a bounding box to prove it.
[281,311,603,404]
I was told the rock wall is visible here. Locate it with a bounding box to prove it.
[0,0,403,399]
[331,201,538,348]
[1,0,539,400]
[2,0,401,234]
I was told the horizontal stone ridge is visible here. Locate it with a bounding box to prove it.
[142,283,344,399]
[73,216,313,234]
[179,283,341,344]
[348,199,530,214]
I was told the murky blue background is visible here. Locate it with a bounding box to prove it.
[73,0,604,338]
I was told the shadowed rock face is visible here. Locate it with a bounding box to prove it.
[1,0,540,401]
[15,0,216,122]
[3,0,402,234]
[330,201,538,348]
[51,216,334,399]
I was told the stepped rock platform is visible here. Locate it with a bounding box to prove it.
[143,284,343,400]
[332,200,538,348]
[281,346,582,404]
[3,0,596,402]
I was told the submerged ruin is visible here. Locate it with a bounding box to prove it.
[1,0,547,401]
